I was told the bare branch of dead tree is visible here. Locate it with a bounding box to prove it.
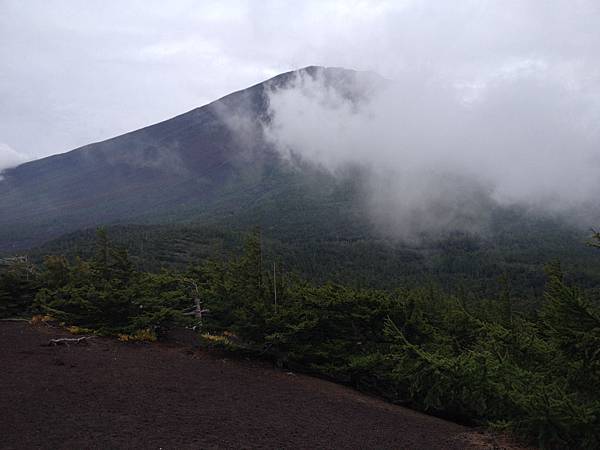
[46,336,97,346]
[180,278,210,329]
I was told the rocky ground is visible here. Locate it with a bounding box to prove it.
[0,322,527,449]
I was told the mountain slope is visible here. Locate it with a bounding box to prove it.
[3,321,505,450]
[0,66,379,251]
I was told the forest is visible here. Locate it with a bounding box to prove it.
[1,228,599,448]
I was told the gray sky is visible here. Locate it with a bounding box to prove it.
[1,0,600,170]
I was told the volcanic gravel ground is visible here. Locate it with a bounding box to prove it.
[0,322,516,449]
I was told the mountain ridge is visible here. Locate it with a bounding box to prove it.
[2,65,373,172]
[0,66,380,251]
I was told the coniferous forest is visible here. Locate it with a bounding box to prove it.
[2,228,599,448]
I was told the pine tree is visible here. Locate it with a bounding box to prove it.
[0,257,38,318]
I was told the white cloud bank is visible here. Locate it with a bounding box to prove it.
[2,1,600,163]
[0,143,28,177]
[264,67,600,237]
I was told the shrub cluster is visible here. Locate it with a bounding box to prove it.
[1,229,599,448]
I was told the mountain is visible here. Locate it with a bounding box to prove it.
[0,66,382,252]
[3,65,600,302]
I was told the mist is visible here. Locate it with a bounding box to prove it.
[0,143,28,179]
[262,67,600,238]
[3,1,600,238]
[4,1,600,167]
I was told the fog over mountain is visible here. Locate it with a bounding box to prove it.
[2,1,600,165]
[2,1,600,246]
[0,143,27,175]
[262,67,600,237]
[0,67,376,250]
[1,63,599,249]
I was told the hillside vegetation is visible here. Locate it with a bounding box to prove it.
[2,229,599,448]
[26,208,600,311]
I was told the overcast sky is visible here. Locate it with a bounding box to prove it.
[1,0,599,169]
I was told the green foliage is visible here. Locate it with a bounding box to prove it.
[34,230,193,334]
[0,257,38,318]
[187,233,600,448]
[27,207,600,313]
[542,262,600,392]
[2,227,600,448]
[382,313,600,449]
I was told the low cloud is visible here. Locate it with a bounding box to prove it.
[0,142,28,179]
[263,67,600,238]
[4,1,600,165]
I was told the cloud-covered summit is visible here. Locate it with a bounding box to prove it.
[2,1,600,163]
[0,143,27,177]
[262,65,600,237]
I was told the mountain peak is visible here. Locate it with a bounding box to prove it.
[263,65,386,90]
[0,66,388,250]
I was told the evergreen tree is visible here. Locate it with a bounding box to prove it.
[0,257,38,318]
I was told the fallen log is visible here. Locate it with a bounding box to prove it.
[46,336,97,346]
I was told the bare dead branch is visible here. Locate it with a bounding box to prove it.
[46,336,97,346]
[179,277,209,326]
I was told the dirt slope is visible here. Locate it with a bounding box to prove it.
[0,323,510,449]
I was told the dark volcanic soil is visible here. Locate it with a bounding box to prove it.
[0,322,502,449]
